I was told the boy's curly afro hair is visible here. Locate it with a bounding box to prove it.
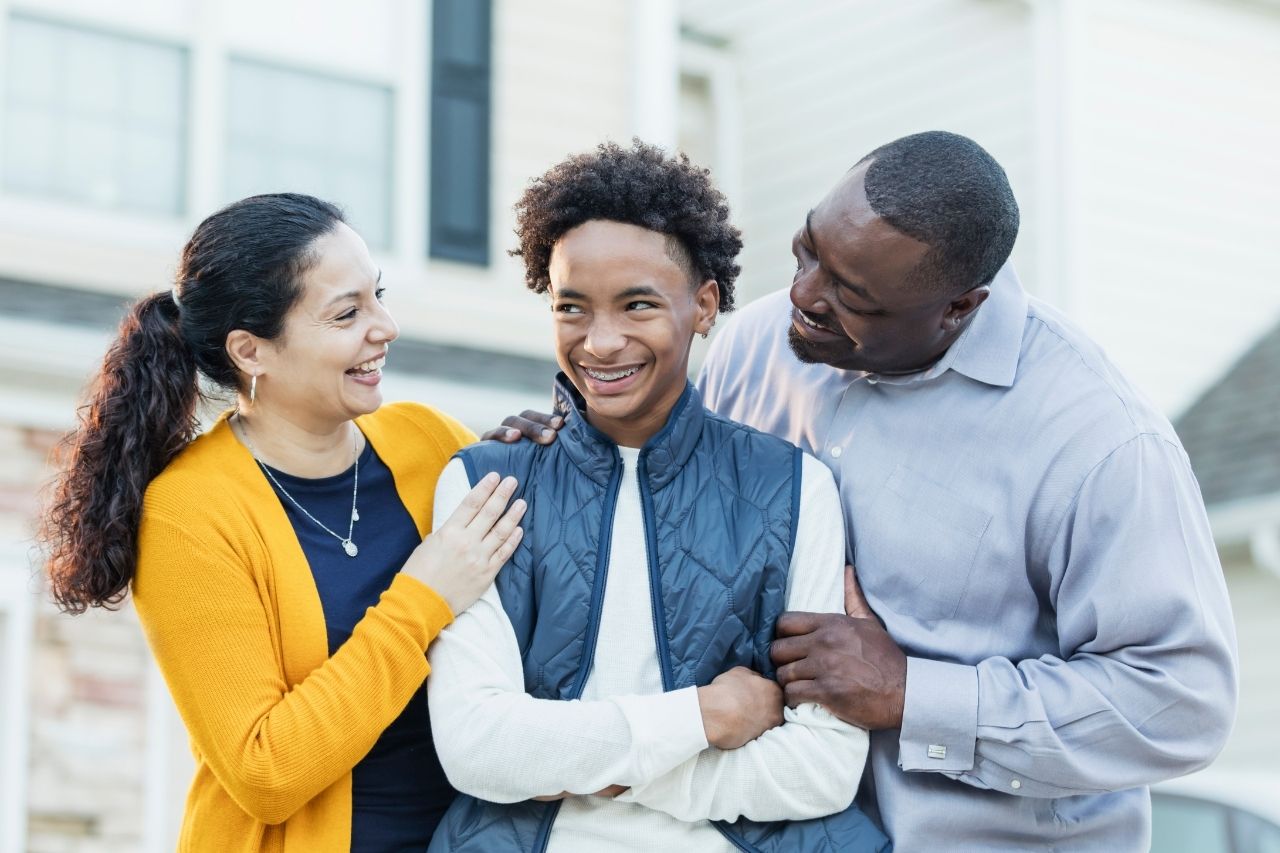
[511,139,742,312]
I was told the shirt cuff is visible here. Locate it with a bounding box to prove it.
[899,656,978,774]
[613,686,709,782]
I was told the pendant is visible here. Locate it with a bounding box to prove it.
[352,507,360,522]
[343,539,358,557]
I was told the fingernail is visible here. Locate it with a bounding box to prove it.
[483,472,499,484]
[507,428,519,439]
[502,476,518,489]
[551,416,564,427]
[541,428,554,438]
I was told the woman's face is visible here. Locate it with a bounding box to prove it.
[255,222,398,428]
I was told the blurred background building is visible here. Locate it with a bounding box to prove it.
[0,0,1275,850]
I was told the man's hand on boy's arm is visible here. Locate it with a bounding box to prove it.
[771,566,906,732]
[697,666,784,749]
[481,410,563,444]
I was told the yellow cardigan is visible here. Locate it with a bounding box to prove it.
[133,402,475,852]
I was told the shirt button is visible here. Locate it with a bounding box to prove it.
[830,446,843,458]
[1011,779,1022,790]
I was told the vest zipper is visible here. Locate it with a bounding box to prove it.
[636,453,676,691]
[534,452,624,853]
[566,454,623,700]
[637,454,762,853]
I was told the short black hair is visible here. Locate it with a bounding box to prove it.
[511,139,742,311]
[857,131,1019,294]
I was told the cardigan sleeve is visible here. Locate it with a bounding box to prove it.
[132,508,454,825]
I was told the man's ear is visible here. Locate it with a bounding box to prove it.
[225,329,267,379]
[943,285,990,332]
[694,279,720,336]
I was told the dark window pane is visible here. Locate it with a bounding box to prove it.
[434,0,488,71]
[429,0,491,265]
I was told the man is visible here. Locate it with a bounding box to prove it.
[428,141,889,852]
[497,131,1238,851]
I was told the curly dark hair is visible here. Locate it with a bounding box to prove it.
[511,139,742,311]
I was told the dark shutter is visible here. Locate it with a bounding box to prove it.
[429,0,492,265]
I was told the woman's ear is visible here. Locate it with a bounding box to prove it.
[225,329,265,379]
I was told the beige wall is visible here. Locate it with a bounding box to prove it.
[679,0,1038,310]
[678,0,1280,417]
[1063,0,1280,416]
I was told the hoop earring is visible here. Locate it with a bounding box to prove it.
[250,374,257,405]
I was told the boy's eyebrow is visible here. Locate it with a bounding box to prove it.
[554,285,663,301]
[617,285,661,299]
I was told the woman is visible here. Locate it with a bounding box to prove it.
[424,142,889,852]
[40,193,525,852]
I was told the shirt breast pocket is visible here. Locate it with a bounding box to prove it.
[855,464,993,623]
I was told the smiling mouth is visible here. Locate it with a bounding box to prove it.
[796,309,836,333]
[346,355,386,376]
[582,365,640,382]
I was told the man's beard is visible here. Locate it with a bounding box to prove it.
[787,325,835,365]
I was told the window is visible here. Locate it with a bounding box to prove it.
[226,59,393,250]
[1,14,188,215]
[677,33,739,207]
[428,0,492,265]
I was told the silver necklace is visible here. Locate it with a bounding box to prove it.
[236,414,361,557]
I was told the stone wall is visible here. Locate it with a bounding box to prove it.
[1,421,151,853]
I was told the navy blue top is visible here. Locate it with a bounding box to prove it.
[262,439,454,852]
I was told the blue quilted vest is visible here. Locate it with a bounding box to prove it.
[428,376,890,853]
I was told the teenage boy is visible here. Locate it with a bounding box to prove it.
[425,141,889,852]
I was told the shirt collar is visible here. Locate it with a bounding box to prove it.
[865,261,1028,389]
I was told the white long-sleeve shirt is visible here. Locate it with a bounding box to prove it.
[427,448,868,852]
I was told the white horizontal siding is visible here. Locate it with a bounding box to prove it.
[1069,0,1280,415]
[680,0,1037,308]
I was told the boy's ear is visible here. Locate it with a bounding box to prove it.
[694,279,720,335]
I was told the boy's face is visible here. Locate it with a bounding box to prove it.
[548,219,718,448]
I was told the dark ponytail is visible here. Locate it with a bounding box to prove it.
[41,192,345,613]
[43,292,198,612]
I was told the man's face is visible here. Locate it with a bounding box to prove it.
[788,162,986,374]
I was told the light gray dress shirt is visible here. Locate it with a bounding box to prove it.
[697,265,1238,852]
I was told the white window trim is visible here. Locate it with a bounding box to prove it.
[678,38,742,216]
[631,0,679,148]
[0,545,35,853]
